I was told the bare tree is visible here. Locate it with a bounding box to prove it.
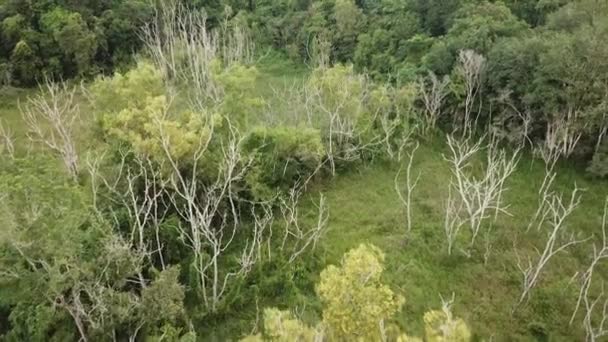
[418,72,450,136]
[595,115,607,155]
[0,119,15,158]
[444,187,466,255]
[515,185,586,307]
[239,202,274,274]
[279,184,330,263]
[536,108,585,166]
[306,35,331,70]
[21,79,80,179]
[444,135,519,252]
[395,142,421,236]
[303,70,390,175]
[159,118,263,311]
[526,170,557,233]
[491,90,533,149]
[218,6,255,67]
[86,151,170,273]
[456,50,486,137]
[140,1,253,110]
[570,197,608,341]
[266,80,309,126]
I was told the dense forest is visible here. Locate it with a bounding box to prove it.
[1,0,608,340]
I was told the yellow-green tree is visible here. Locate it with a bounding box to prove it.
[242,244,471,342]
[242,308,321,342]
[423,306,471,342]
[317,244,405,340]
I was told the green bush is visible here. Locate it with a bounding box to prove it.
[588,141,608,178]
[242,126,325,199]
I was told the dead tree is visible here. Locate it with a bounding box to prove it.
[595,115,607,155]
[536,109,584,166]
[86,151,170,273]
[239,202,274,273]
[0,119,15,158]
[304,71,388,175]
[140,1,253,109]
[516,185,586,307]
[570,197,608,341]
[444,135,519,252]
[456,50,486,137]
[444,187,466,255]
[279,184,330,263]
[491,90,533,149]
[418,71,450,136]
[526,170,557,232]
[21,79,80,179]
[395,142,421,235]
[306,35,331,70]
[218,6,255,67]
[160,119,258,312]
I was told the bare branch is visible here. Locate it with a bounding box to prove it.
[456,50,486,137]
[140,1,254,110]
[0,119,15,158]
[444,134,520,253]
[21,78,80,179]
[395,142,421,236]
[536,108,585,166]
[571,197,608,341]
[418,72,450,136]
[515,185,586,308]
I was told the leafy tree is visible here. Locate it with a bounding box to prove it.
[423,306,471,342]
[243,126,325,199]
[0,155,191,341]
[40,8,98,76]
[242,244,471,341]
[0,0,152,85]
[317,244,405,340]
[242,308,321,341]
[9,40,40,85]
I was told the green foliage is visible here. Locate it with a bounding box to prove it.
[243,126,325,199]
[317,244,405,340]
[423,308,471,342]
[40,8,98,76]
[424,1,527,74]
[141,267,187,328]
[0,156,190,341]
[243,308,320,341]
[242,244,473,341]
[588,141,608,178]
[214,63,266,125]
[0,0,153,85]
[92,62,212,163]
[91,61,165,113]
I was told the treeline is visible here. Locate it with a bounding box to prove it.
[2,0,608,175]
[246,0,608,176]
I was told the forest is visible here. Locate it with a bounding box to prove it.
[1,0,608,340]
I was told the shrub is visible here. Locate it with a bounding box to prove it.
[587,140,608,178]
[242,126,325,199]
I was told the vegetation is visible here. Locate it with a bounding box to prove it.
[1,0,608,341]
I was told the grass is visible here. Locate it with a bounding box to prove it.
[306,143,608,340]
[2,55,608,341]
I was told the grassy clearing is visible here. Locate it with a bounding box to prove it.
[306,142,608,340]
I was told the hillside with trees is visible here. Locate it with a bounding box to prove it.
[1,0,608,341]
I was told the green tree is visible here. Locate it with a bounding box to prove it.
[317,244,405,340]
[40,8,98,76]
